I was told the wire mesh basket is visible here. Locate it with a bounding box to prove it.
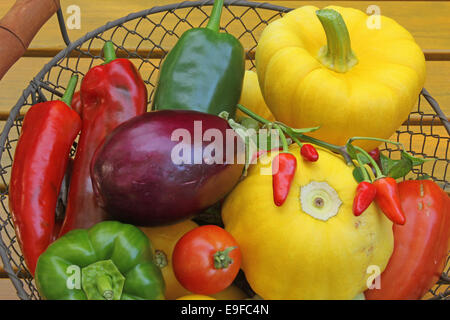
[0,0,449,300]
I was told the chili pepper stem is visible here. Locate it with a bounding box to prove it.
[237,104,271,125]
[359,163,371,182]
[349,136,405,150]
[354,145,384,178]
[60,74,79,106]
[236,104,354,164]
[273,124,289,153]
[206,0,224,32]
[213,246,237,269]
[103,41,117,64]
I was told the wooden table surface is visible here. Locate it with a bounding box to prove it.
[0,0,449,300]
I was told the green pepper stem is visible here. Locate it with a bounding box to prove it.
[96,275,114,300]
[316,9,358,73]
[82,260,125,300]
[213,246,237,269]
[103,41,116,64]
[206,0,224,33]
[354,145,384,178]
[60,74,78,106]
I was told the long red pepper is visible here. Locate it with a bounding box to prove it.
[9,75,81,275]
[59,41,147,236]
[373,177,406,225]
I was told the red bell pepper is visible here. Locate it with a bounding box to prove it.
[365,179,450,300]
[9,75,81,275]
[59,41,147,236]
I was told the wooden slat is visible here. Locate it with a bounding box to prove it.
[0,279,19,300]
[1,58,449,121]
[0,1,450,59]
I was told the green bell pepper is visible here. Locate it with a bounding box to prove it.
[35,221,165,300]
[152,0,245,118]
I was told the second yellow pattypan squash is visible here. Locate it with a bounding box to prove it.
[237,70,275,122]
[256,6,426,151]
[221,145,394,300]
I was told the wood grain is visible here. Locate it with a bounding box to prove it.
[0,279,19,300]
[0,1,449,58]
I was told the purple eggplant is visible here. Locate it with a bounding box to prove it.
[90,110,244,226]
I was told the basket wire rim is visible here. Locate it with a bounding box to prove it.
[0,0,448,300]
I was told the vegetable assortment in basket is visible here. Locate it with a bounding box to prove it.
[3,0,449,301]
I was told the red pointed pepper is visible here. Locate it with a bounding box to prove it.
[373,177,406,225]
[300,143,319,162]
[9,75,81,275]
[59,41,147,236]
[368,147,380,162]
[353,181,377,216]
[272,152,297,206]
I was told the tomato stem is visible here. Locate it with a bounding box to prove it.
[213,246,237,269]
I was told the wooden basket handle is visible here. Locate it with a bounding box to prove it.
[0,0,60,80]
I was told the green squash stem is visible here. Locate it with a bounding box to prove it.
[316,9,358,73]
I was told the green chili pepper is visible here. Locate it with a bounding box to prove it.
[152,0,245,117]
[35,221,165,300]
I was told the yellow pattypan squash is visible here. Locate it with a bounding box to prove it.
[140,220,198,300]
[237,70,275,122]
[141,220,249,300]
[256,6,426,151]
[221,144,394,300]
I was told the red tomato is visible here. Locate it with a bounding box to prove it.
[365,179,450,300]
[172,225,242,295]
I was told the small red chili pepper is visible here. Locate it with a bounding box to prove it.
[272,152,297,206]
[373,177,406,225]
[353,181,377,216]
[368,148,380,162]
[300,144,319,162]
